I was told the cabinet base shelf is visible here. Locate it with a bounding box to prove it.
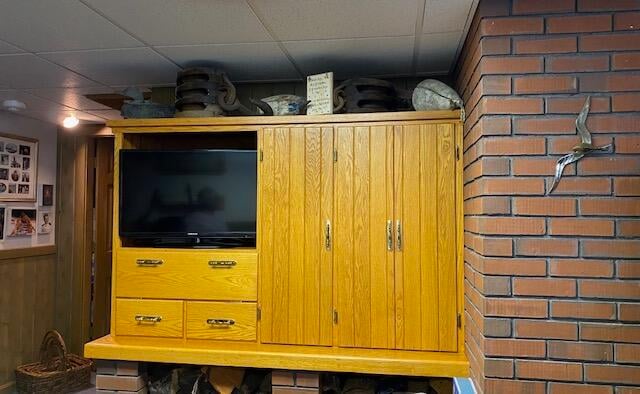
[85,335,469,377]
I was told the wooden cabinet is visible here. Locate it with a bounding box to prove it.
[334,123,459,352]
[393,123,458,352]
[334,125,395,349]
[259,127,334,346]
[86,111,467,377]
[259,122,460,350]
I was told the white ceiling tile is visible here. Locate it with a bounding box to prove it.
[422,0,475,34]
[19,108,105,125]
[25,87,117,111]
[0,0,141,52]
[0,39,23,55]
[83,0,271,45]
[0,89,74,112]
[156,43,300,82]
[284,36,414,80]
[40,48,180,87]
[250,0,419,40]
[86,109,124,120]
[0,54,99,88]
[416,32,461,74]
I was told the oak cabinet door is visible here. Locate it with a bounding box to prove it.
[259,127,333,346]
[334,125,395,349]
[394,123,458,352]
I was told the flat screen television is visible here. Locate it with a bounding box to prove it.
[119,149,257,247]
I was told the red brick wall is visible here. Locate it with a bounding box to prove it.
[454,1,640,392]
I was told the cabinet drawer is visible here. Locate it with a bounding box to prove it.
[116,299,183,338]
[116,249,257,301]
[186,302,256,341]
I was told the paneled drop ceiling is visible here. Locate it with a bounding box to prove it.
[0,0,477,125]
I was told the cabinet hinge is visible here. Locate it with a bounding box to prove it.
[455,146,460,161]
[259,149,264,162]
[457,313,462,328]
[333,149,338,162]
[333,309,338,324]
[257,306,262,321]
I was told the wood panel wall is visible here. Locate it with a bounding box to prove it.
[0,251,57,394]
[55,131,93,356]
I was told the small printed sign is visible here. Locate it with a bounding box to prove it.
[306,72,334,115]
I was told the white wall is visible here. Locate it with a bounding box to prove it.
[0,112,57,249]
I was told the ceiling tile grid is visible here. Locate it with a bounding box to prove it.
[283,36,415,80]
[248,0,420,41]
[0,0,476,125]
[39,47,181,87]
[155,42,300,82]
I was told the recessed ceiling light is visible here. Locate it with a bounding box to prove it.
[63,115,80,128]
[2,100,27,112]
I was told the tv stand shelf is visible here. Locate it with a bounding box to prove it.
[85,335,469,377]
[85,111,467,378]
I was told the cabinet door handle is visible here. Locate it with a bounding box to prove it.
[386,220,393,251]
[325,220,332,251]
[396,220,402,251]
[136,259,163,266]
[208,260,237,268]
[135,315,162,323]
[206,318,235,327]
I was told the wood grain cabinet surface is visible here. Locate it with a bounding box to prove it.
[115,299,183,338]
[116,249,257,301]
[186,301,257,341]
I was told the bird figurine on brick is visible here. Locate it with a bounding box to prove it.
[549,96,613,194]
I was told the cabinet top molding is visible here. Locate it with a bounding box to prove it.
[107,110,461,129]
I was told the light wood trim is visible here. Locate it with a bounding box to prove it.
[0,245,56,260]
[113,119,460,135]
[455,122,465,354]
[86,334,468,377]
[107,111,461,128]
[110,133,123,335]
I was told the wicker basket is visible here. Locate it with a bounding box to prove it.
[15,330,93,393]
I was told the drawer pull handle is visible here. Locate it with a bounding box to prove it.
[136,259,163,266]
[206,318,235,327]
[135,315,162,323]
[208,260,237,268]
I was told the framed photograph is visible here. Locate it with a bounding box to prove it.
[41,184,53,206]
[7,207,36,237]
[0,133,37,201]
[37,209,53,235]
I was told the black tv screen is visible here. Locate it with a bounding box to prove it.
[119,149,257,245]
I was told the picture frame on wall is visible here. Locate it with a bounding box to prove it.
[37,208,54,235]
[40,184,53,206]
[0,133,38,202]
[7,207,36,237]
